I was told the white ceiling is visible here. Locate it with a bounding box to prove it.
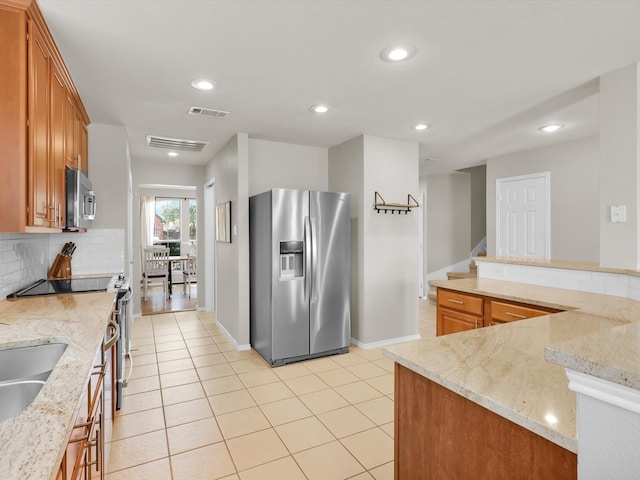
[37,1,640,175]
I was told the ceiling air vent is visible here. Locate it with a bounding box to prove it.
[188,106,230,119]
[146,135,208,152]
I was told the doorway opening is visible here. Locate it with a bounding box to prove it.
[141,194,198,315]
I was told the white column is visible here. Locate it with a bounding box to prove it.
[565,369,640,479]
[599,63,640,269]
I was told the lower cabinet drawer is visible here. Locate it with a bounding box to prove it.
[438,289,483,316]
[490,301,554,323]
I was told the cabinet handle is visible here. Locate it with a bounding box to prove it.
[505,312,528,319]
[83,413,101,471]
[475,318,478,329]
[47,205,55,225]
[448,299,464,305]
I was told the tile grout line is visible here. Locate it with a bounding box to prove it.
[110,305,434,478]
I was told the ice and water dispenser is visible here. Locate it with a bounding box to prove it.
[279,241,303,279]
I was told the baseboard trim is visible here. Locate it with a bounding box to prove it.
[351,333,421,350]
[216,320,251,351]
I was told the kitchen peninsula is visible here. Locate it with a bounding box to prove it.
[385,273,640,479]
[0,292,116,480]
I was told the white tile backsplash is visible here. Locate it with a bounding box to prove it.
[477,260,638,301]
[0,229,124,299]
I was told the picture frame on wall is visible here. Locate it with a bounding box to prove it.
[216,201,232,243]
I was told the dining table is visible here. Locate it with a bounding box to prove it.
[168,255,191,295]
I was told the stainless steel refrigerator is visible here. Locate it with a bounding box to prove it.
[249,189,351,366]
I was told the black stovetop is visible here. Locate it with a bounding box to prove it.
[7,276,114,298]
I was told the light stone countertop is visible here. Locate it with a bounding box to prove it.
[475,255,640,276]
[0,292,116,480]
[385,278,640,453]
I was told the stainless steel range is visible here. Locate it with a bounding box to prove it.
[7,274,132,410]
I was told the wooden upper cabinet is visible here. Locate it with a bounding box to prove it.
[65,96,88,173]
[0,0,89,233]
[29,23,50,228]
[65,96,78,170]
[50,62,66,228]
[79,121,88,173]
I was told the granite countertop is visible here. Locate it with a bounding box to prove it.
[475,255,640,276]
[0,292,116,480]
[385,277,640,453]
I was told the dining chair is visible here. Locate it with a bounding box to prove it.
[182,256,197,298]
[142,246,170,300]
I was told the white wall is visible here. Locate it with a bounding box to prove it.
[204,133,251,348]
[362,135,419,345]
[88,123,131,277]
[461,165,487,251]
[486,136,600,262]
[426,172,471,273]
[599,63,640,269]
[329,134,419,347]
[328,136,364,341]
[88,124,129,230]
[248,138,328,195]
[131,159,205,316]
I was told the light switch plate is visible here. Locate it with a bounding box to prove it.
[611,205,627,223]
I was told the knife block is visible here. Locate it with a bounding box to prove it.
[48,255,72,279]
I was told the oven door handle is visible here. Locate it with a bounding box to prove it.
[120,289,132,304]
[103,320,120,351]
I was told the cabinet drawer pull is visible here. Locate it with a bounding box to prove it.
[448,299,464,304]
[505,312,528,319]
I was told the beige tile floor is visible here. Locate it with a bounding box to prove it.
[106,299,436,480]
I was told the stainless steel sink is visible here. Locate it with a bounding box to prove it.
[0,343,68,422]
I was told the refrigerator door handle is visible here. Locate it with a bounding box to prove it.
[304,215,312,303]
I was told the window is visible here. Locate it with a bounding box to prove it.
[154,197,197,256]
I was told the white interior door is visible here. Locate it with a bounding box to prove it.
[496,172,550,259]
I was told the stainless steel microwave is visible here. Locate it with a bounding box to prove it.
[66,169,95,230]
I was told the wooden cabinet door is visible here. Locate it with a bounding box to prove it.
[437,308,481,336]
[65,96,77,169]
[79,120,88,173]
[64,96,78,170]
[437,288,484,336]
[50,62,66,228]
[28,22,50,227]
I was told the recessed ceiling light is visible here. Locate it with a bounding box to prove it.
[538,123,564,133]
[168,151,178,157]
[413,123,428,131]
[380,44,417,62]
[191,79,214,90]
[310,104,329,113]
